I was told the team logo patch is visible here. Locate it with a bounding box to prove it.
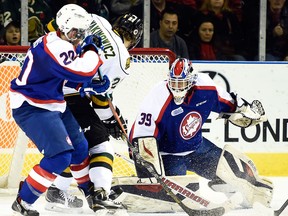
[171,107,184,116]
[179,111,202,140]
[125,58,131,69]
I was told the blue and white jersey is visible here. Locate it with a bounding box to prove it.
[10,31,102,113]
[129,73,236,155]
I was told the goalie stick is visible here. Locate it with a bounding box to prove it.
[113,142,240,210]
[274,198,288,216]
[106,98,240,216]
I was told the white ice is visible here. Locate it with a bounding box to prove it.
[0,177,287,216]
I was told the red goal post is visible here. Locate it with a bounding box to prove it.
[0,46,176,189]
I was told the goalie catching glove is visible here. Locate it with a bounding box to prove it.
[102,106,128,140]
[79,75,111,97]
[218,93,267,128]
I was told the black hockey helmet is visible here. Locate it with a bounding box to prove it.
[113,13,143,50]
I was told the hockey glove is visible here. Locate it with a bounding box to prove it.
[102,106,128,140]
[218,93,267,128]
[227,99,267,127]
[81,34,104,53]
[79,75,111,97]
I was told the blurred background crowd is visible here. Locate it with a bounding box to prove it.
[0,0,288,61]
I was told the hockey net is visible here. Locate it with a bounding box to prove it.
[0,46,176,189]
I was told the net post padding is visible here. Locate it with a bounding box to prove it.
[7,130,29,188]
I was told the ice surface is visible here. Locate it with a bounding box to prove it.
[1,177,287,216]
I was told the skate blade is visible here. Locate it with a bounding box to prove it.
[95,209,129,216]
[45,202,83,213]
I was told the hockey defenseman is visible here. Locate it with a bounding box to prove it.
[44,13,143,212]
[129,58,274,209]
[9,4,111,216]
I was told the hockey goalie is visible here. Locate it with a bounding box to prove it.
[125,58,273,212]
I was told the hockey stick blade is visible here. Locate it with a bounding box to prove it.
[274,198,288,216]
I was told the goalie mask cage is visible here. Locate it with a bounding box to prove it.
[0,46,176,189]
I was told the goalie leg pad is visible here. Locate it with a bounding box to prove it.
[208,177,236,197]
[216,145,273,208]
[134,137,164,177]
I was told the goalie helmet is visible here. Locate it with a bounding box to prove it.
[168,58,197,105]
[56,4,92,41]
[113,13,143,50]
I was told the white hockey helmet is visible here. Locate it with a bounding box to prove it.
[168,58,197,105]
[56,4,92,41]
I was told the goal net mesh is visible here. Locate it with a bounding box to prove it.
[0,47,175,188]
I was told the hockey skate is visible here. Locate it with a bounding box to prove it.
[45,184,83,213]
[12,181,39,216]
[87,187,127,212]
[109,185,124,200]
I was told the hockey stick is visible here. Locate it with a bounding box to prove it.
[114,148,210,201]
[106,99,239,216]
[114,145,205,204]
[114,151,135,165]
[113,143,240,210]
[274,198,288,216]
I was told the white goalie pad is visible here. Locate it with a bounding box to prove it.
[112,175,200,213]
[216,145,274,208]
[137,137,164,176]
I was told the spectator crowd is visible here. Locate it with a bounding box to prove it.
[0,0,288,61]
